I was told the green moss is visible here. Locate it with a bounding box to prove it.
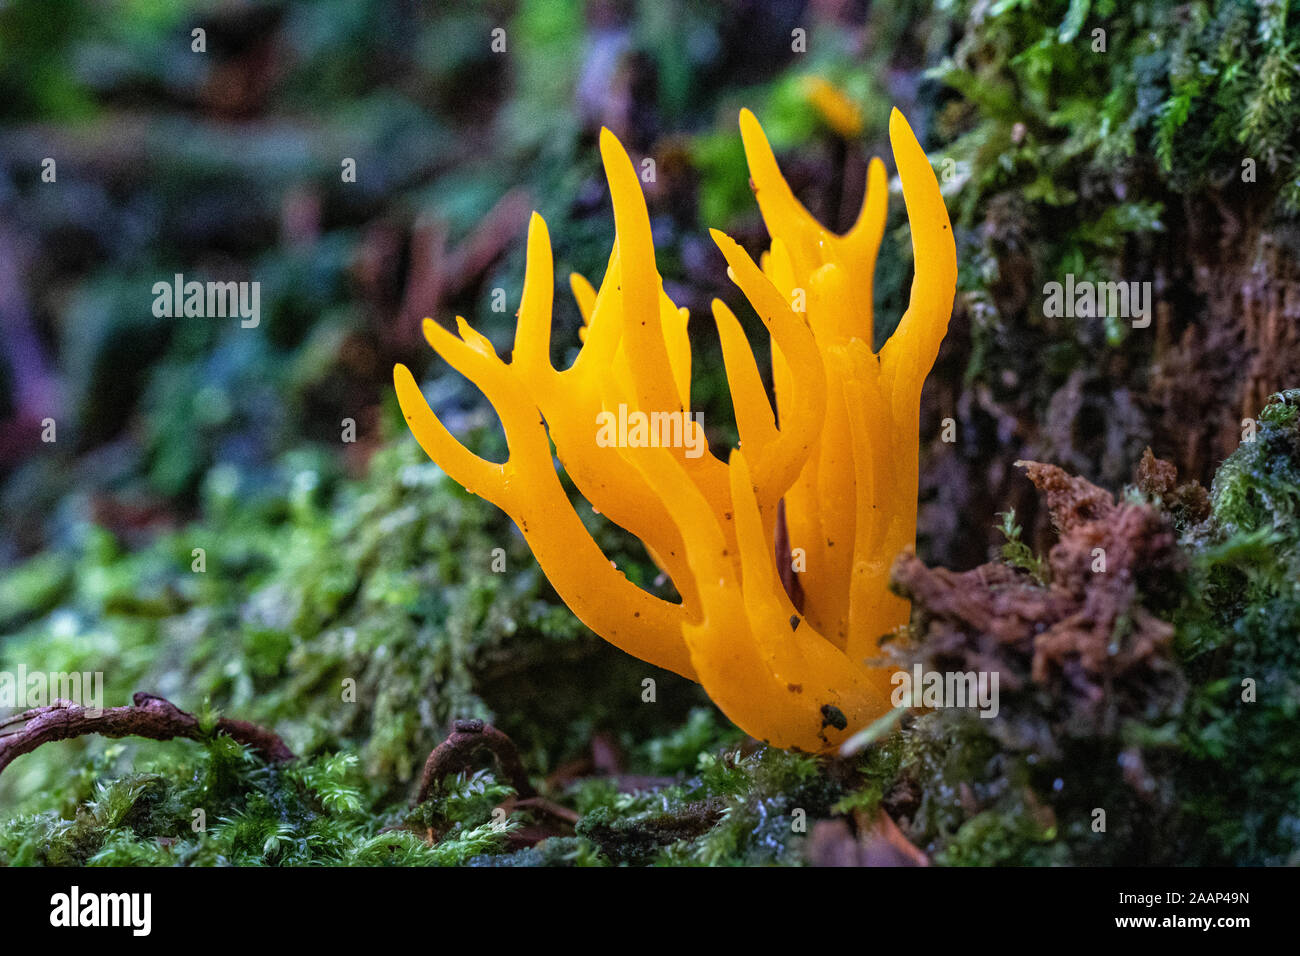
[1170,391,1300,864]
[0,552,73,630]
[638,707,745,776]
[0,429,703,810]
[935,808,1064,867]
[996,508,1049,584]
[1209,390,1300,538]
[941,0,1300,210]
[468,835,604,868]
[0,736,526,867]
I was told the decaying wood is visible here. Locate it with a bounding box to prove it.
[415,718,534,804]
[892,458,1189,741]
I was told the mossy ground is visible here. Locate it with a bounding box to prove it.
[2,391,1298,866]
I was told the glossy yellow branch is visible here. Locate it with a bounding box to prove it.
[394,106,956,752]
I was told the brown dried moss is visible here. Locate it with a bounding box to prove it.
[892,458,1189,744]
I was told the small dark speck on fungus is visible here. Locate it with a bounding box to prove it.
[820,704,848,731]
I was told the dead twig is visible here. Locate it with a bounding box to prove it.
[415,719,534,805]
[512,795,580,826]
[0,692,294,779]
[393,188,533,352]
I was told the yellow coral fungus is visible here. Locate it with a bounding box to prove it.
[394,108,956,752]
[802,76,864,138]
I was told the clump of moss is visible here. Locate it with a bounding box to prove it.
[1174,390,1300,864]
[942,0,1300,209]
[403,768,515,838]
[996,507,1049,584]
[571,745,839,866]
[0,429,706,811]
[1207,390,1300,538]
[0,732,530,867]
[468,835,604,868]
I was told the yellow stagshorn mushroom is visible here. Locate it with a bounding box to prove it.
[394,108,957,752]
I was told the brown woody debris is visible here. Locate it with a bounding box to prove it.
[415,718,534,805]
[1135,446,1211,524]
[0,692,294,778]
[892,460,1187,739]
